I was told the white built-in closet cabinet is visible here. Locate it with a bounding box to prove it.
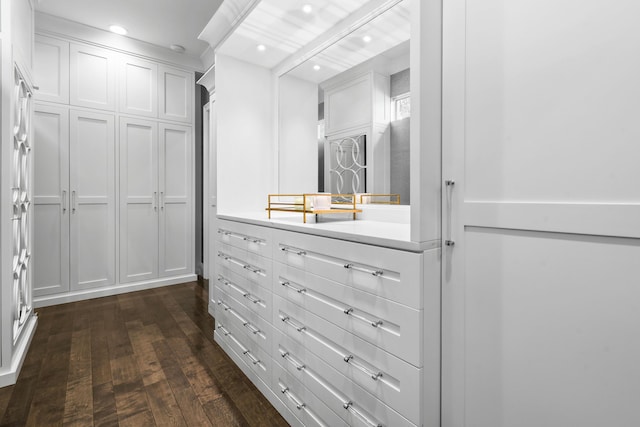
[33,34,195,305]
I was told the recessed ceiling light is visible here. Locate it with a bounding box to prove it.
[170,44,185,53]
[362,35,372,43]
[313,65,320,71]
[109,25,127,35]
[257,44,266,52]
[302,4,313,14]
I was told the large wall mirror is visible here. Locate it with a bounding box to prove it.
[278,0,411,205]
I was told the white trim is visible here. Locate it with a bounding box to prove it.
[33,274,197,308]
[0,315,37,388]
[197,0,261,53]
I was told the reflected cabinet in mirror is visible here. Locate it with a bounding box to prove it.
[278,0,411,205]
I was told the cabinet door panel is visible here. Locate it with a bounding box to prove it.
[34,36,69,104]
[159,123,191,276]
[158,66,192,122]
[33,105,70,296]
[70,44,116,111]
[70,110,115,290]
[120,117,158,282]
[120,56,157,117]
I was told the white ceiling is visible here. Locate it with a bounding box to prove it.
[34,0,223,59]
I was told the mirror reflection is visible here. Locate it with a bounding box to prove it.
[278,0,411,205]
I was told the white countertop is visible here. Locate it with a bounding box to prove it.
[217,211,439,252]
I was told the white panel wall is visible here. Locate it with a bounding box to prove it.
[278,74,317,193]
[216,54,274,213]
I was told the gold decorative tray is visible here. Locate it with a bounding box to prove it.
[266,194,362,223]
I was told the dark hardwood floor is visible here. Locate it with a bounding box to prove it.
[0,281,289,427]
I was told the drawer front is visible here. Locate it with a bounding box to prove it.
[214,322,270,387]
[217,219,273,257]
[215,287,271,354]
[217,319,271,385]
[216,248,272,290]
[273,363,349,427]
[273,327,421,426]
[274,229,422,309]
[214,268,272,322]
[272,331,415,427]
[273,295,421,424]
[274,261,422,367]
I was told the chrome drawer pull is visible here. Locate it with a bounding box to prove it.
[217,324,231,336]
[342,354,383,381]
[343,401,383,427]
[280,315,307,332]
[218,228,265,245]
[280,280,307,294]
[218,252,263,275]
[243,349,261,366]
[218,300,264,338]
[280,245,307,256]
[281,386,306,410]
[281,351,307,371]
[218,276,264,306]
[244,293,264,305]
[343,263,384,277]
[343,307,384,328]
[243,321,262,335]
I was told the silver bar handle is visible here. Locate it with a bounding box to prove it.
[342,354,383,381]
[243,263,263,275]
[62,190,67,213]
[71,190,77,213]
[343,307,384,328]
[280,351,306,371]
[160,191,164,211]
[343,263,383,277]
[280,386,306,410]
[243,349,262,366]
[218,300,263,336]
[280,280,307,294]
[445,180,455,247]
[153,192,157,211]
[217,324,231,336]
[280,315,307,333]
[280,245,307,256]
[243,293,263,305]
[218,228,266,245]
[343,401,383,427]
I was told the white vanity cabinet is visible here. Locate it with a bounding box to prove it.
[212,219,427,427]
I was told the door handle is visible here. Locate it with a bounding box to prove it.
[160,191,164,211]
[62,190,67,213]
[71,190,76,214]
[153,192,157,211]
[445,180,455,247]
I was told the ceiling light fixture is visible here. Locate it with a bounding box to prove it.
[313,65,320,71]
[362,35,372,43]
[257,44,266,52]
[109,25,128,36]
[170,44,185,53]
[302,4,313,14]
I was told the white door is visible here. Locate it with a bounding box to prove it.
[69,110,115,291]
[158,123,192,277]
[442,1,640,426]
[119,117,158,283]
[33,104,69,296]
[69,43,116,111]
[120,55,158,118]
[158,65,193,123]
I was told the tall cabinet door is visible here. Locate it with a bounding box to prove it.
[120,56,157,118]
[69,111,116,290]
[120,117,158,283]
[70,44,116,111]
[33,104,69,296]
[158,65,193,123]
[158,123,192,277]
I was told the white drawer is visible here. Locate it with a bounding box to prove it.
[216,248,272,290]
[217,219,273,257]
[273,295,421,424]
[271,329,415,427]
[273,363,349,427]
[216,320,271,386]
[274,261,422,367]
[214,268,272,323]
[215,287,271,354]
[273,229,422,309]
[214,322,271,388]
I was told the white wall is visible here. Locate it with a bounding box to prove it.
[216,54,275,213]
[278,74,318,193]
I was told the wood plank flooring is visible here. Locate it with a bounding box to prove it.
[0,281,289,427]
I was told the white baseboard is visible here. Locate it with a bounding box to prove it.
[0,314,38,388]
[33,274,198,308]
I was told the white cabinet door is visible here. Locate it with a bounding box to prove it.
[33,104,69,296]
[158,65,193,123]
[119,117,159,283]
[69,110,115,290]
[34,35,69,104]
[158,123,192,277]
[120,56,157,118]
[70,44,116,111]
